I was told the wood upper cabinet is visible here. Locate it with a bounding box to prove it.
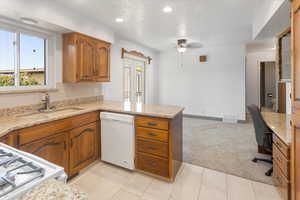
[63,32,111,83]
[76,37,96,81]
[19,132,68,172]
[69,122,98,175]
[94,42,110,82]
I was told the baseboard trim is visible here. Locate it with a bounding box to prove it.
[183,114,248,124]
[183,114,222,121]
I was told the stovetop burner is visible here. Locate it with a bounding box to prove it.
[0,143,66,200]
[0,149,45,197]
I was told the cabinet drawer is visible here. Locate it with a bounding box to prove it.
[18,118,71,145]
[137,139,168,158]
[136,127,168,142]
[136,116,169,130]
[136,152,169,178]
[273,160,290,200]
[71,111,99,128]
[273,135,290,159]
[273,144,290,179]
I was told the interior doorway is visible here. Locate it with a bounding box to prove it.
[260,61,276,112]
[123,58,146,103]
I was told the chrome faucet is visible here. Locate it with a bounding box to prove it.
[40,93,54,112]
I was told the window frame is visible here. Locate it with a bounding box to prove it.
[0,21,56,93]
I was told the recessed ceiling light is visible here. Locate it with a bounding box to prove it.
[163,6,173,13]
[115,18,124,23]
[20,17,38,25]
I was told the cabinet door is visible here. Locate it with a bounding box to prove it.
[94,42,110,82]
[76,38,96,81]
[19,132,68,170]
[69,122,97,174]
[291,1,300,200]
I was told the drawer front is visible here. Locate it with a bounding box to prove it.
[273,161,290,200]
[136,116,169,130]
[18,111,99,146]
[273,144,290,179]
[136,127,169,142]
[136,152,169,178]
[18,118,71,145]
[273,135,290,159]
[137,139,168,158]
[71,111,99,128]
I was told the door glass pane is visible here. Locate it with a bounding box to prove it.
[123,58,145,103]
[135,65,144,103]
[124,67,131,102]
[0,30,16,86]
[20,33,46,86]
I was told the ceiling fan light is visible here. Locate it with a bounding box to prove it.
[177,47,186,53]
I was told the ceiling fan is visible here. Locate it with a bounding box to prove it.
[176,39,202,53]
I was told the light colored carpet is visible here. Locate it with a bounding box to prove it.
[183,117,273,185]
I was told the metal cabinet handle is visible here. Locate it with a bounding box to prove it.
[148,122,157,126]
[147,146,158,150]
[147,132,158,136]
[148,161,157,167]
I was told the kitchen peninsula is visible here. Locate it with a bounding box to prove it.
[0,99,184,182]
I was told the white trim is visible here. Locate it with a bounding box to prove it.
[0,21,56,92]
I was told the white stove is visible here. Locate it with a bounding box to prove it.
[0,143,67,200]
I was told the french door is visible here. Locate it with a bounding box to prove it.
[123,58,146,103]
[291,0,300,199]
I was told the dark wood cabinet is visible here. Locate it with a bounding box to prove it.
[94,43,110,82]
[5,112,101,177]
[76,38,96,81]
[135,113,182,181]
[273,135,291,200]
[69,122,97,175]
[63,32,111,83]
[19,132,68,173]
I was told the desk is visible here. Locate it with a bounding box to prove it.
[262,112,292,145]
[262,112,291,200]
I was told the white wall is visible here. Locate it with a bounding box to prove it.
[102,37,159,104]
[158,45,246,121]
[246,50,276,107]
[252,0,285,39]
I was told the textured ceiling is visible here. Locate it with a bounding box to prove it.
[54,0,261,50]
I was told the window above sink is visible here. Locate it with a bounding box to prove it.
[0,19,56,93]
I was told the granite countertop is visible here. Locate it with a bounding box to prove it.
[261,112,291,145]
[0,100,184,138]
[17,179,87,200]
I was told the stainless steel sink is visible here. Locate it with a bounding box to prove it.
[17,107,84,118]
[39,107,84,113]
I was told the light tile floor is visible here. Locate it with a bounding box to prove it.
[68,161,282,200]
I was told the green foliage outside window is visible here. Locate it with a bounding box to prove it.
[0,72,40,86]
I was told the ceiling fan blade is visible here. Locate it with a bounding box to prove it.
[187,43,202,48]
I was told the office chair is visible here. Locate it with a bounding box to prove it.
[247,105,273,176]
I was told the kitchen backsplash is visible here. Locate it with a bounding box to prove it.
[0,95,103,118]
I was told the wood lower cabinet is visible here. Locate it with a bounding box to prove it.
[0,112,100,178]
[19,132,68,173]
[69,122,98,175]
[135,113,183,181]
[273,134,291,200]
[63,32,111,83]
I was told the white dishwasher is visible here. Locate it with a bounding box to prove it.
[100,112,135,170]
